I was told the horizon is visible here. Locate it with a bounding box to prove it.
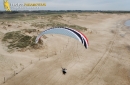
[1,0,130,11]
[1,10,130,12]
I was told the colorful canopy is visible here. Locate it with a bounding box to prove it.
[35,27,89,49]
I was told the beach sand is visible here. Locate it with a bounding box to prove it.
[0,13,130,85]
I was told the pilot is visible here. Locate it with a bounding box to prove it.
[62,68,67,75]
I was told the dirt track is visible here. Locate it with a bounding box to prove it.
[0,13,130,85]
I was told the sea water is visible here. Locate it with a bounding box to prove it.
[125,20,130,26]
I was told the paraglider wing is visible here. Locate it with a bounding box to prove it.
[35,27,89,48]
[64,28,89,48]
[77,31,89,48]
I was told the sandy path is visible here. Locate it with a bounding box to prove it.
[1,38,80,85]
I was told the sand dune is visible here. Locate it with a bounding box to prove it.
[0,13,130,85]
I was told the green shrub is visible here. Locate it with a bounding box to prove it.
[2,31,42,49]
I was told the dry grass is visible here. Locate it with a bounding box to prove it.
[31,22,87,31]
[2,31,42,49]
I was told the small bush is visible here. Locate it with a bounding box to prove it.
[31,23,45,28]
[22,29,37,33]
[2,31,43,49]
